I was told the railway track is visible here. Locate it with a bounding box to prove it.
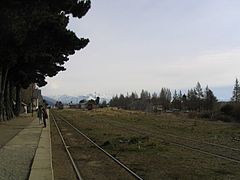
[97,120,240,164]
[55,111,240,164]
[124,126,240,163]
[51,111,143,180]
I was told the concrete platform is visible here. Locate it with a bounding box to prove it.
[0,115,53,180]
[29,117,54,180]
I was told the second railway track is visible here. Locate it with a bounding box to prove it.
[51,111,143,180]
[98,119,240,164]
[54,111,240,164]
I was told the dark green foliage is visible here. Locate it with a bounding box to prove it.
[184,84,217,112]
[55,101,64,109]
[110,89,170,112]
[231,78,240,103]
[79,99,86,103]
[216,78,240,122]
[109,90,153,111]
[220,103,240,122]
[232,104,240,121]
[195,82,203,111]
[187,112,198,119]
[109,95,119,107]
[151,92,158,106]
[0,0,91,120]
[187,89,198,111]
[171,90,182,110]
[213,113,233,122]
[203,86,217,111]
[221,104,234,115]
[197,112,212,119]
[88,99,96,106]
[140,89,151,100]
[95,97,100,105]
[109,82,218,117]
[159,88,171,110]
[100,100,107,108]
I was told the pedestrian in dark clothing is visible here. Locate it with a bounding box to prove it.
[42,107,48,128]
[37,105,43,124]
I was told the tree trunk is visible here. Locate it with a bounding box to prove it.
[0,69,2,120]
[15,84,21,117]
[0,68,9,121]
[4,81,10,120]
[0,69,2,121]
[4,80,14,120]
[9,82,15,119]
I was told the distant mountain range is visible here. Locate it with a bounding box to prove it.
[43,94,110,105]
[43,96,57,106]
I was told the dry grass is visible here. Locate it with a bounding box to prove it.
[53,108,240,179]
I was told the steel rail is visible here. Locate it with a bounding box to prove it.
[166,139,240,164]
[51,113,83,180]
[104,118,240,152]
[108,123,240,164]
[165,133,240,152]
[54,112,144,180]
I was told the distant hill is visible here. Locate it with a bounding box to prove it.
[44,94,110,104]
[43,96,57,106]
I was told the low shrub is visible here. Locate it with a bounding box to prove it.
[220,104,234,115]
[198,112,212,119]
[232,104,240,122]
[212,113,233,122]
[220,103,240,122]
[187,112,198,119]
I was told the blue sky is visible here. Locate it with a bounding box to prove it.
[41,0,240,101]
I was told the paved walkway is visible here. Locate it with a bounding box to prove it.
[0,115,53,180]
[29,117,54,180]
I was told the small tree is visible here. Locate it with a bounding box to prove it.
[182,94,187,110]
[195,82,203,111]
[187,89,198,111]
[159,88,171,110]
[100,100,107,108]
[151,92,158,106]
[203,86,217,111]
[109,95,119,107]
[95,97,100,105]
[171,90,182,110]
[231,78,240,103]
[140,89,151,100]
[55,101,63,109]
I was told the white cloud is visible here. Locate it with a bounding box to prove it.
[41,1,240,99]
[142,48,240,91]
[41,48,240,97]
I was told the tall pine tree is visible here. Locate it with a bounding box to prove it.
[231,78,240,103]
[203,86,217,111]
[0,0,91,120]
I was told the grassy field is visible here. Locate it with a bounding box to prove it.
[53,108,240,179]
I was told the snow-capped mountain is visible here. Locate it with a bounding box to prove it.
[45,94,110,104]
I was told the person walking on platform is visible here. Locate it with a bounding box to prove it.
[42,107,48,128]
[37,105,43,124]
